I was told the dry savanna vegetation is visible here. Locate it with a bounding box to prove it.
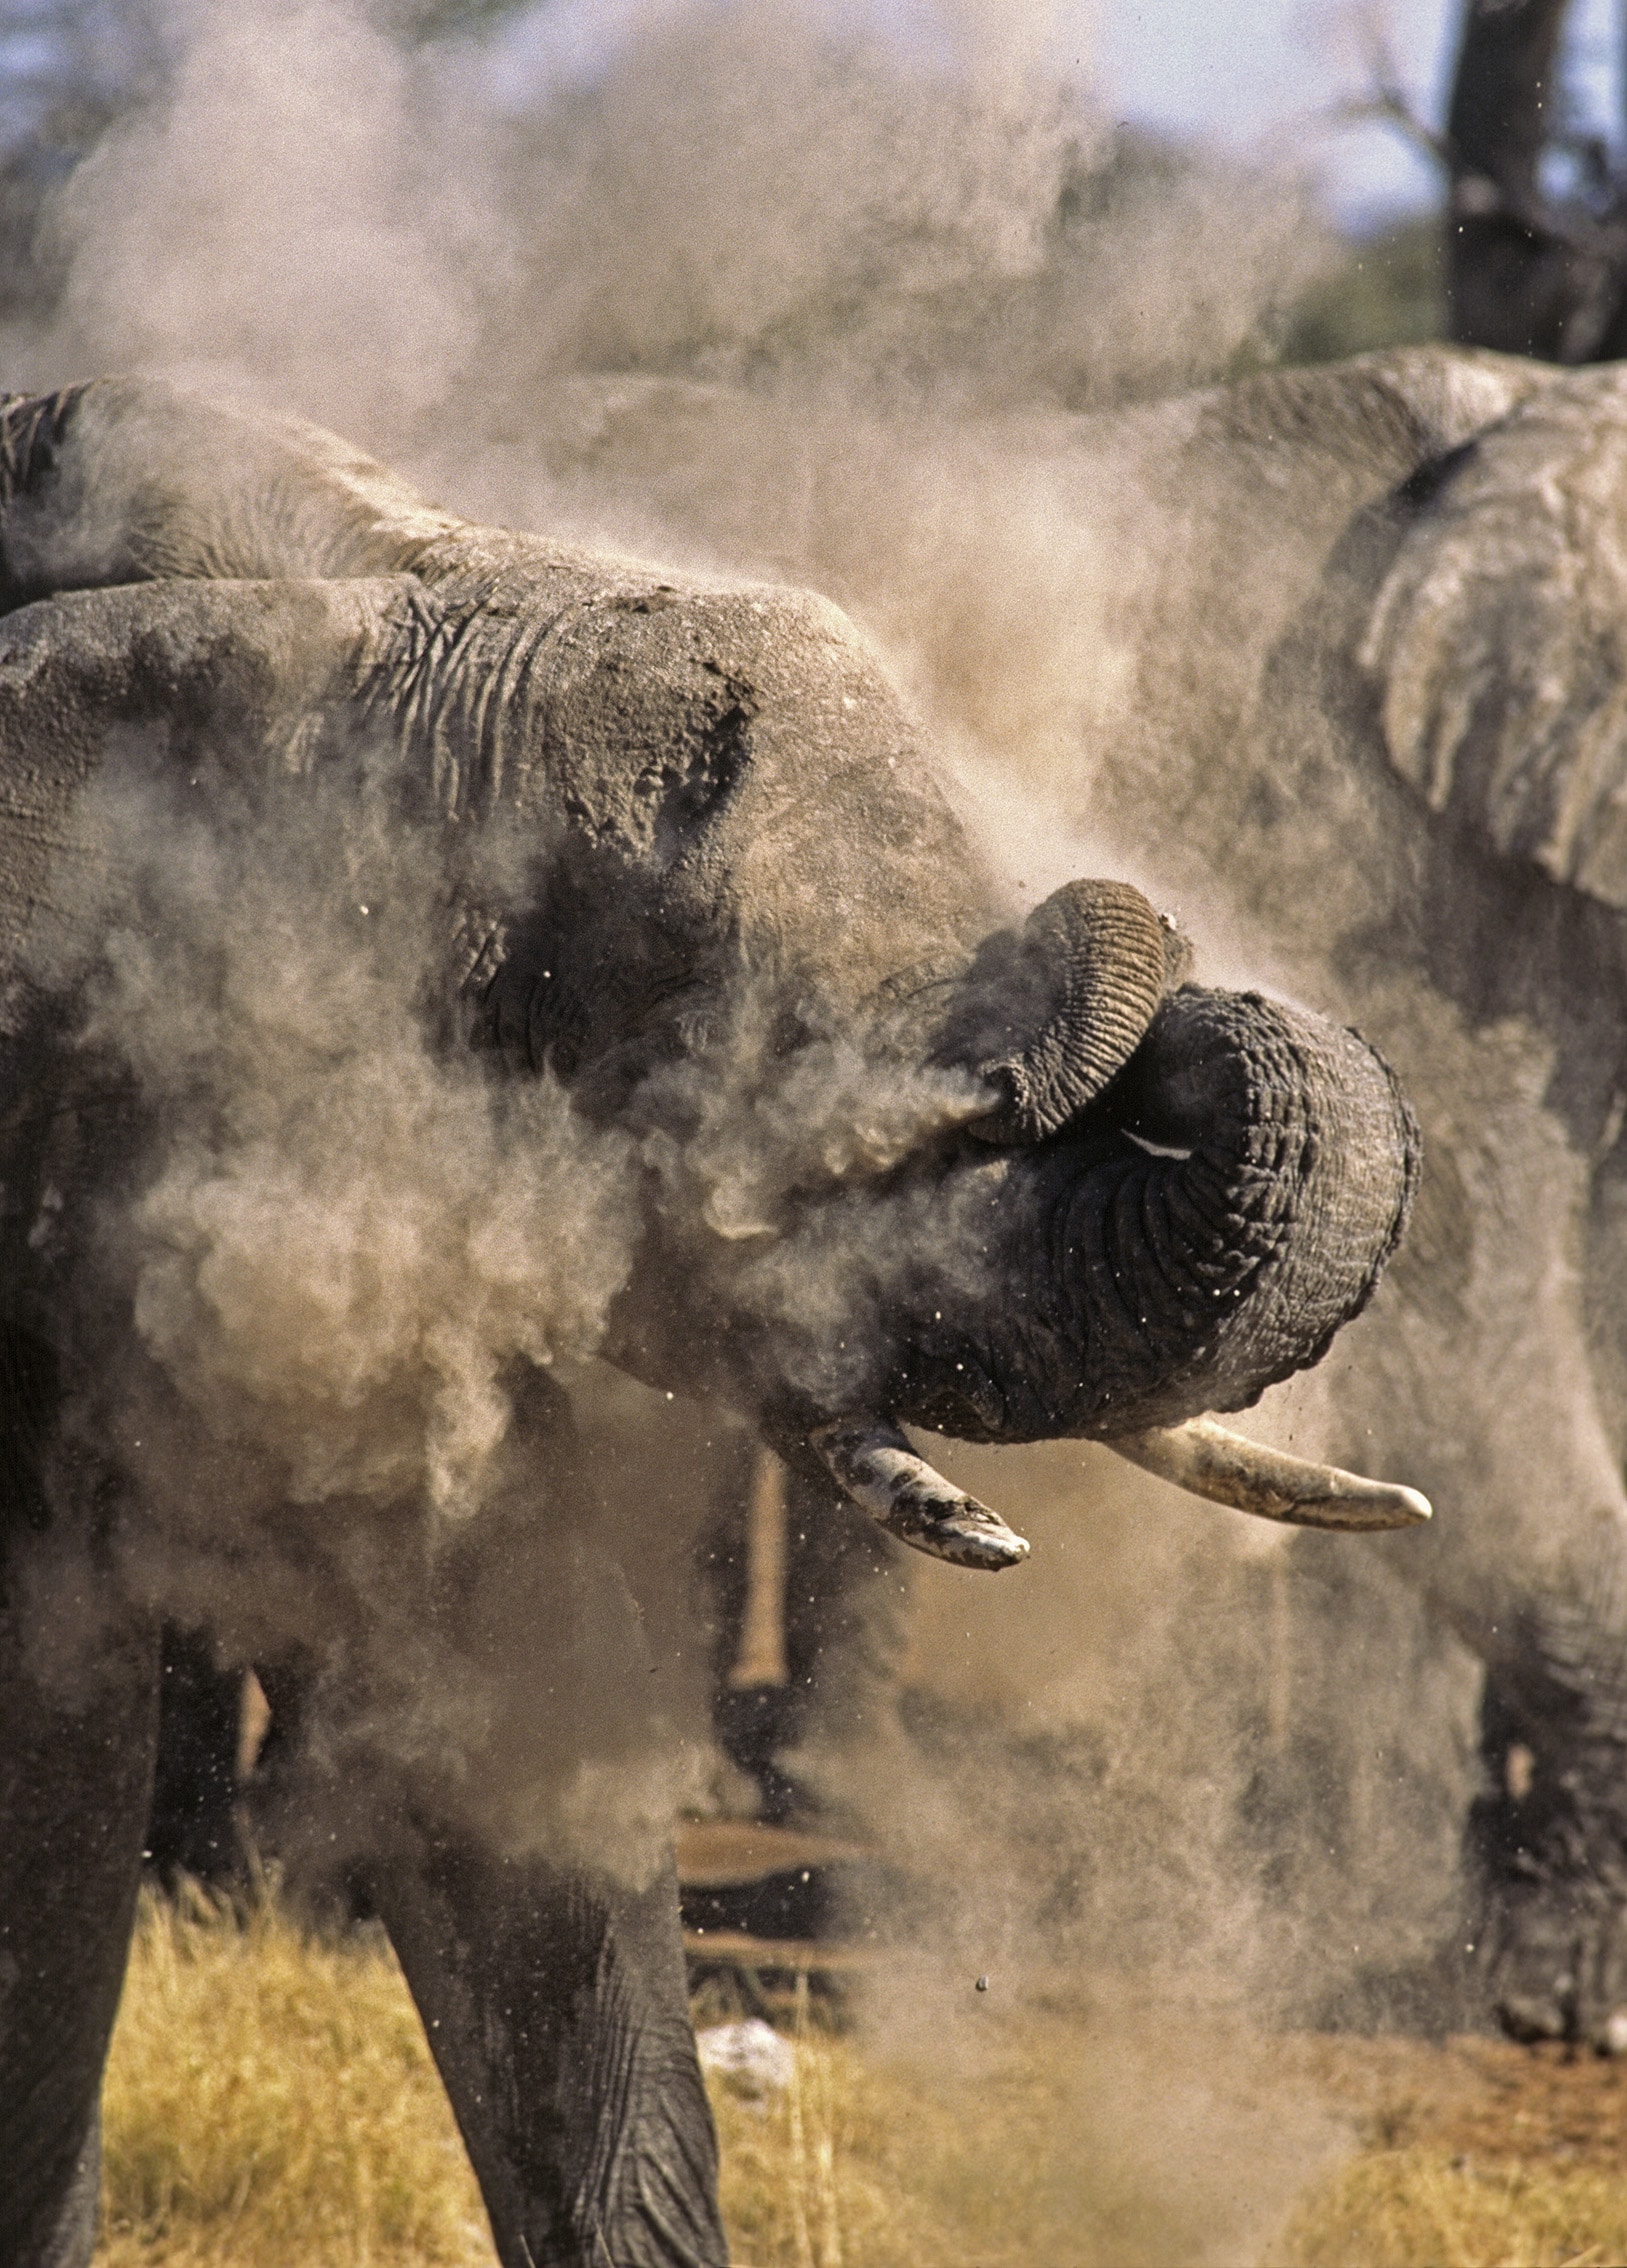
[96,1889,1627,2268]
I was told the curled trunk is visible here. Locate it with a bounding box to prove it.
[1079,985,1420,1435]
[879,985,1419,1448]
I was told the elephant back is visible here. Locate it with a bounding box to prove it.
[0,376,474,604]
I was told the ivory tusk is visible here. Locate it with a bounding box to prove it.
[727,1447,791,1689]
[1108,1416,1432,1532]
[808,1418,1031,1571]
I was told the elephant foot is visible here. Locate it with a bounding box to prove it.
[1480,1893,1627,2052]
[1471,1779,1627,2053]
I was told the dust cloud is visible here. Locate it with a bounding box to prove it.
[3,0,1429,2250]
[66,755,634,1521]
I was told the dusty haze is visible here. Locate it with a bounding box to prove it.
[3,3,1432,2256]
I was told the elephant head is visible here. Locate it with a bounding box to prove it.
[596,868,1427,1565]
[0,377,1428,1572]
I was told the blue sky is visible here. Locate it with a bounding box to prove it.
[492,0,1625,232]
[0,0,1620,224]
[1096,0,1621,224]
[1097,0,1458,220]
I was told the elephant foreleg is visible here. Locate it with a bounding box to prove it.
[371,1834,727,2268]
[1463,1578,1627,2047]
[245,1363,732,2268]
[0,1527,159,2268]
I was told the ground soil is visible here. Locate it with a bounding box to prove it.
[1290,2029,1627,2171]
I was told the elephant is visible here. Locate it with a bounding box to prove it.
[652,341,1627,2044]
[1013,344,1627,2046]
[492,339,1627,2048]
[0,376,1422,2268]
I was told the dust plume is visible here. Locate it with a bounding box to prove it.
[60,753,635,1521]
[13,724,722,1875]
[0,0,1426,2246]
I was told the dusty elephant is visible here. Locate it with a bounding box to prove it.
[510,340,1627,2045]
[0,377,1421,2267]
[757,343,1627,2044]
[1034,346,1627,2045]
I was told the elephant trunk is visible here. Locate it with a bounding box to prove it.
[923,882,1417,1437]
[1064,983,1420,1436]
[939,876,1181,1145]
[815,982,1423,1567]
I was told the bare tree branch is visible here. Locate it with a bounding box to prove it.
[1335,0,1627,362]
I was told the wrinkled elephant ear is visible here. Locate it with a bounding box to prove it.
[936,877,1181,1145]
[1361,363,1627,911]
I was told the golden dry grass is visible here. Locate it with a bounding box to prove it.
[98,1890,1087,2268]
[1273,2151,1627,2268]
[98,1885,491,2268]
[94,1889,1627,2268]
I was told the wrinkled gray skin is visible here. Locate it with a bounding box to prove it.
[1008,347,1627,2044]
[524,343,1627,2046]
[0,379,1416,2268]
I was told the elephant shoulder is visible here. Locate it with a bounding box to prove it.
[1360,362,1627,911]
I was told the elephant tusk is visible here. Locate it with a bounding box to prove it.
[1107,1415,1432,1532]
[808,1418,1031,1572]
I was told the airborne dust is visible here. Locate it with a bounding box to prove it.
[3,3,1462,2257]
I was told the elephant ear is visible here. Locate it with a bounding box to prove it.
[1361,363,1627,911]
[936,878,1181,1145]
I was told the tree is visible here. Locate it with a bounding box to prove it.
[1445,0,1627,357]
[1366,0,1627,360]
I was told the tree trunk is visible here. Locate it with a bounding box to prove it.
[1444,0,1627,361]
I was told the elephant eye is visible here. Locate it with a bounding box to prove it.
[1123,1128,1193,1162]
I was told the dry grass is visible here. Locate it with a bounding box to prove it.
[1270,2032,1627,2268]
[98,1890,1090,2268]
[98,1885,491,2268]
[1275,2151,1627,2268]
[94,1889,1627,2268]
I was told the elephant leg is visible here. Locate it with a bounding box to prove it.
[251,1365,730,2268]
[1379,1412,1627,2045]
[0,1529,160,2267]
[1463,1575,1627,2047]
[1414,1352,1627,2044]
[146,1623,246,1888]
[371,1834,725,2268]
[1470,1141,1627,2043]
